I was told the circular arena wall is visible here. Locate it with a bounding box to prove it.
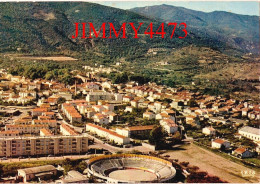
[87,154,176,183]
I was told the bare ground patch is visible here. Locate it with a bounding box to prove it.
[164,144,259,183]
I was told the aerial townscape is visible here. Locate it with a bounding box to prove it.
[0,1,259,184]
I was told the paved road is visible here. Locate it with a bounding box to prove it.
[0,154,96,163]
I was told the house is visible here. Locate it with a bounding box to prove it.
[211,139,230,149]
[242,108,249,117]
[125,106,133,113]
[17,165,57,183]
[32,108,48,116]
[156,113,174,120]
[130,99,139,108]
[123,96,133,103]
[233,147,254,158]
[103,104,114,111]
[101,81,112,89]
[202,127,216,136]
[93,105,105,112]
[154,101,162,113]
[143,112,155,120]
[93,113,109,124]
[186,115,196,122]
[160,119,178,134]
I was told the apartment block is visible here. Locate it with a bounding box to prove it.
[0,135,88,157]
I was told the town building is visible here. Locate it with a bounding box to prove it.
[160,119,178,134]
[116,125,155,137]
[17,165,57,183]
[86,123,130,145]
[238,126,260,142]
[211,139,230,149]
[0,135,88,157]
[202,127,216,136]
[232,147,254,158]
[86,90,114,102]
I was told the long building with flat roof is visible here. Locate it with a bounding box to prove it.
[86,123,130,145]
[238,126,260,142]
[18,165,57,182]
[0,135,88,157]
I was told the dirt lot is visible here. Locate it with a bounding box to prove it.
[17,56,78,61]
[164,144,260,183]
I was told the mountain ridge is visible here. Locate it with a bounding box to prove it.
[0,2,258,56]
[130,4,259,54]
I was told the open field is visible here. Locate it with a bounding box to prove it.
[195,62,260,81]
[3,54,78,61]
[14,56,78,61]
[163,144,260,183]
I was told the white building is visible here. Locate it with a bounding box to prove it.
[86,91,114,102]
[211,139,230,149]
[238,126,260,142]
[143,112,155,120]
[86,123,130,145]
[202,127,216,136]
[233,147,254,158]
[160,119,178,134]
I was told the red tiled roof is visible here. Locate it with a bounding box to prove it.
[127,125,155,131]
[234,147,247,154]
[60,123,79,135]
[0,130,19,134]
[213,139,226,144]
[87,123,125,139]
[40,128,53,136]
[32,108,48,112]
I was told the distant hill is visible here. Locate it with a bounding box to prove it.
[130,4,260,54]
[0,2,253,57]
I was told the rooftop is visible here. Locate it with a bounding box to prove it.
[18,165,56,174]
[239,126,260,135]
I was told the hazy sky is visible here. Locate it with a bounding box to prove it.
[97,1,259,16]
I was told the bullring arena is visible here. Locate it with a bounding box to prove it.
[86,154,176,183]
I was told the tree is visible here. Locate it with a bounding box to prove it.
[149,125,167,148]
[187,98,198,107]
[0,164,3,177]
[57,97,66,104]
[76,161,88,173]
[62,158,72,175]
[171,131,182,145]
